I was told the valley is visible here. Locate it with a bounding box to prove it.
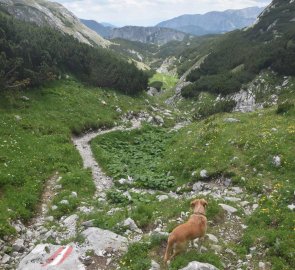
[0,0,294,270]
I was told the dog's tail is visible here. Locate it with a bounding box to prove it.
[164,235,176,264]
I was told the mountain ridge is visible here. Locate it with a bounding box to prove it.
[157,6,265,35]
[0,0,110,47]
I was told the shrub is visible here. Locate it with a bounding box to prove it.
[276,101,294,114]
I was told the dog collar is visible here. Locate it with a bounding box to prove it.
[193,212,206,216]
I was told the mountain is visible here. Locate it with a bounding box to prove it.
[181,0,295,100]
[109,26,188,45]
[0,0,109,47]
[157,6,265,35]
[80,19,113,38]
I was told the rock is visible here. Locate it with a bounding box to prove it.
[287,204,295,210]
[200,170,208,178]
[192,182,206,192]
[154,115,164,125]
[122,218,142,234]
[70,192,78,198]
[81,227,128,256]
[147,87,159,97]
[219,203,238,214]
[224,118,240,123]
[157,195,169,202]
[206,234,218,243]
[224,197,241,202]
[13,239,25,252]
[21,96,30,101]
[15,115,22,121]
[45,216,54,222]
[82,220,95,228]
[272,155,281,167]
[116,107,122,113]
[210,244,222,253]
[63,214,78,238]
[51,205,58,211]
[59,200,69,205]
[2,254,11,264]
[231,187,243,194]
[149,260,160,270]
[17,244,85,270]
[259,262,266,270]
[179,261,219,270]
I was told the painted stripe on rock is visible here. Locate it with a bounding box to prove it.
[43,246,73,267]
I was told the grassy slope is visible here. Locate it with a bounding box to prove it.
[90,87,295,269]
[0,79,149,236]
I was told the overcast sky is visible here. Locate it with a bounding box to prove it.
[53,0,271,27]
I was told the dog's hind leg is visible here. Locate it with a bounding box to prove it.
[169,242,186,261]
[164,237,175,264]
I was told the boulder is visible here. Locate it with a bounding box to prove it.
[157,195,169,202]
[122,218,142,234]
[13,238,25,252]
[17,244,85,270]
[149,260,160,270]
[200,170,208,178]
[81,227,128,256]
[219,203,238,214]
[63,214,78,238]
[179,261,219,270]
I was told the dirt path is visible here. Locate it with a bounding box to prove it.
[72,119,141,197]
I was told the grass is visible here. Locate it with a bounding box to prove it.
[0,78,150,237]
[89,84,295,269]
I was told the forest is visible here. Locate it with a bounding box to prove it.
[0,12,148,95]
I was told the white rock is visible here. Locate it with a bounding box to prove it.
[122,218,142,234]
[81,227,128,255]
[60,200,69,205]
[2,254,11,264]
[17,244,85,270]
[272,155,281,167]
[200,170,208,178]
[287,204,295,211]
[180,261,219,270]
[70,191,78,198]
[149,260,160,270]
[157,195,169,202]
[15,115,22,121]
[224,118,240,123]
[63,214,78,238]
[51,205,58,211]
[219,203,238,214]
[13,239,25,252]
[259,262,266,270]
[206,234,218,243]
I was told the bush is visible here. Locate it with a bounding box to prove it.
[149,81,163,91]
[276,101,294,114]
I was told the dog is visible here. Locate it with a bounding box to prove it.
[164,198,208,263]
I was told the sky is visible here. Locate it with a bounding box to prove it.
[53,0,271,27]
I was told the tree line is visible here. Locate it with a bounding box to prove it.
[0,12,148,95]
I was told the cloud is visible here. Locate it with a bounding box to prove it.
[53,0,271,26]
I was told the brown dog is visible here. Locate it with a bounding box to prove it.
[164,199,208,263]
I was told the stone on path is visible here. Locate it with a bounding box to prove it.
[219,203,238,214]
[17,244,85,270]
[81,227,128,256]
[180,261,219,270]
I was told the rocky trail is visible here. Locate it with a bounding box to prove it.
[1,114,268,270]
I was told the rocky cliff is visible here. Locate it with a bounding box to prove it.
[0,0,109,47]
[110,26,187,45]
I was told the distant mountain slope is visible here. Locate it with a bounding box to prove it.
[181,0,295,98]
[0,0,109,47]
[157,6,264,35]
[80,19,113,38]
[109,26,188,45]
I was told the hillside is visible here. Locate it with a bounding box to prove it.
[157,7,264,36]
[110,26,188,45]
[180,0,295,104]
[0,0,109,47]
[0,0,294,270]
[80,19,113,38]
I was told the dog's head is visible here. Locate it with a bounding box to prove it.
[190,198,208,209]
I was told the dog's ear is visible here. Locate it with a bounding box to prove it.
[201,199,208,208]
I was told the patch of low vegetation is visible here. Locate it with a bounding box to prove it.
[0,79,150,237]
[91,126,176,190]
